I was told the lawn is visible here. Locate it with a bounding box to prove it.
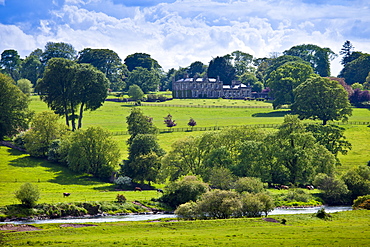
[1,210,369,246]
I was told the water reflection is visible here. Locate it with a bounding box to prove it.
[1,206,351,225]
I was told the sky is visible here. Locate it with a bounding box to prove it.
[0,0,370,76]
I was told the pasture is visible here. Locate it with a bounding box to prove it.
[1,210,369,246]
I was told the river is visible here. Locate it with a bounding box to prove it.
[0,206,351,225]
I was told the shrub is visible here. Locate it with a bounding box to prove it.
[234,177,266,194]
[256,192,275,216]
[352,194,370,209]
[207,167,235,190]
[195,190,241,219]
[174,201,198,220]
[313,173,350,205]
[315,208,331,220]
[114,176,132,188]
[160,175,209,208]
[239,192,264,217]
[15,183,40,208]
[12,131,26,149]
[283,189,313,202]
[343,166,370,200]
[116,194,127,203]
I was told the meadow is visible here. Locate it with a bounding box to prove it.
[1,210,369,246]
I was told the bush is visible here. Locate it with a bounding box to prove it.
[116,194,127,203]
[352,194,370,209]
[195,190,241,219]
[160,176,209,208]
[313,173,350,205]
[343,166,370,200]
[234,177,266,194]
[207,167,235,190]
[239,192,264,217]
[315,208,331,220]
[174,201,198,220]
[12,131,26,149]
[114,176,132,188]
[15,183,40,208]
[283,189,313,202]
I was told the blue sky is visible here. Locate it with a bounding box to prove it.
[1,0,370,75]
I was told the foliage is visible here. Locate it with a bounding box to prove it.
[283,44,336,77]
[0,49,21,81]
[187,61,207,77]
[41,42,76,65]
[16,78,33,95]
[164,114,177,129]
[266,61,314,109]
[0,73,32,140]
[342,166,370,200]
[313,173,350,205]
[160,176,209,208]
[339,40,355,66]
[352,194,370,209]
[20,54,43,85]
[187,117,197,129]
[341,54,370,85]
[292,76,352,125]
[126,108,158,145]
[67,126,120,180]
[116,194,127,203]
[315,208,332,220]
[234,177,266,194]
[124,52,161,72]
[196,189,241,219]
[282,189,314,203]
[206,167,236,190]
[123,134,165,183]
[349,88,370,106]
[77,48,125,91]
[174,201,198,220]
[128,84,145,100]
[15,183,40,208]
[24,111,68,157]
[114,176,132,188]
[207,56,236,85]
[126,67,160,93]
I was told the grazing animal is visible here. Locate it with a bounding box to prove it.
[306,185,314,190]
[63,192,71,197]
[134,187,142,192]
[280,185,289,190]
[156,189,163,193]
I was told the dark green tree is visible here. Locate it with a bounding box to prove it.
[0,49,21,81]
[291,76,352,125]
[124,52,161,72]
[207,56,236,85]
[41,42,77,65]
[339,40,355,66]
[187,61,206,77]
[128,84,145,101]
[20,55,43,85]
[15,183,40,208]
[77,48,126,91]
[340,54,370,84]
[283,44,336,77]
[0,73,32,140]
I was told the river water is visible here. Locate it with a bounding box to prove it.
[1,206,351,225]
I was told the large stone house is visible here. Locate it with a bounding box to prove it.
[172,76,252,99]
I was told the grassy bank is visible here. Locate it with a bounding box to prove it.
[1,210,369,246]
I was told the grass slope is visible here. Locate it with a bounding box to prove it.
[2,210,369,246]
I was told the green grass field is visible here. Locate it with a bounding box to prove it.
[2,210,369,246]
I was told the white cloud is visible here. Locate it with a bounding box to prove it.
[1,0,370,76]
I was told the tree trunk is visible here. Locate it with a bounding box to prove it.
[78,102,84,129]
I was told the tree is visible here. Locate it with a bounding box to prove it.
[187,117,197,130]
[340,54,370,84]
[207,56,236,85]
[77,48,126,91]
[37,58,109,130]
[67,126,120,180]
[24,111,68,157]
[73,63,109,129]
[16,79,33,95]
[20,54,43,85]
[187,61,206,77]
[0,49,21,81]
[234,177,266,194]
[238,72,259,86]
[164,114,177,130]
[126,67,160,93]
[126,108,158,145]
[37,58,78,129]
[15,183,40,208]
[124,52,161,72]
[342,166,370,200]
[0,73,32,140]
[41,42,77,65]
[128,84,145,101]
[349,88,370,106]
[283,44,336,77]
[267,62,314,109]
[229,50,254,76]
[339,40,355,66]
[313,173,350,205]
[267,115,336,184]
[306,124,352,161]
[291,76,352,125]
[160,175,209,208]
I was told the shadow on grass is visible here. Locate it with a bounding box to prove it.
[5,147,26,156]
[252,110,291,117]
[8,155,111,187]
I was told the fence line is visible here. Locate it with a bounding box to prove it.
[111,121,370,136]
[127,102,273,109]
